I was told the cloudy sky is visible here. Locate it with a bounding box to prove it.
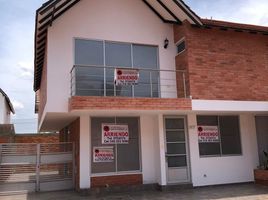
[0,0,267,133]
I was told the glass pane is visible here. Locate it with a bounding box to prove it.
[75,39,104,66]
[166,130,185,142]
[199,143,221,156]
[91,117,116,173]
[220,116,242,155]
[167,143,186,154]
[165,118,184,130]
[116,85,132,97]
[197,116,218,126]
[105,68,115,96]
[117,139,140,171]
[75,66,104,96]
[133,45,158,69]
[168,156,187,167]
[134,71,151,97]
[105,42,132,67]
[116,117,140,171]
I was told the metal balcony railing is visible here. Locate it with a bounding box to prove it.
[71,65,187,98]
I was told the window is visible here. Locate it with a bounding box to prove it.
[197,115,242,156]
[74,39,159,97]
[176,40,185,54]
[91,117,140,174]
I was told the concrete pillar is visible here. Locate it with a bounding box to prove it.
[157,114,167,186]
[79,115,91,189]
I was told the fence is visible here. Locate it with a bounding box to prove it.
[0,142,74,193]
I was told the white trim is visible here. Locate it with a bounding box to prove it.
[192,100,268,112]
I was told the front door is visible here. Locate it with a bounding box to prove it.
[164,117,190,184]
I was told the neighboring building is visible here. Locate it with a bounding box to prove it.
[34,0,268,191]
[0,88,15,124]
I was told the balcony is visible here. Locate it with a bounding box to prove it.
[69,65,191,111]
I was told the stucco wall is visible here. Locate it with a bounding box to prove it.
[0,93,11,124]
[46,0,177,114]
[187,113,259,186]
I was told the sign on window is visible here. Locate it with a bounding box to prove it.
[114,68,139,86]
[198,126,219,143]
[102,124,129,144]
[93,146,114,163]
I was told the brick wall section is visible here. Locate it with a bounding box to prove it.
[91,174,143,188]
[174,24,191,98]
[174,21,268,101]
[59,118,80,191]
[69,96,192,111]
[0,136,14,143]
[0,134,59,144]
[14,134,59,143]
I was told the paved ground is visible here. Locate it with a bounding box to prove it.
[1,183,268,200]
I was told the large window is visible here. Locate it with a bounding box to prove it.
[197,115,242,157]
[91,117,140,174]
[74,39,159,97]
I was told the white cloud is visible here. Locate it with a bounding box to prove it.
[17,61,34,77]
[235,0,268,26]
[12,100,24,110]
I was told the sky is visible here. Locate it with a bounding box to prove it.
[0,0,267,133]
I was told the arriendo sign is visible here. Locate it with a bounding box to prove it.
[114,68,139,86]
[102,124,129,144]
[198,126,219,143]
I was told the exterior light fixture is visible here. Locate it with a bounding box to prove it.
[164,38,169,49]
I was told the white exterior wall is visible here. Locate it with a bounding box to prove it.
[187,113,259,187]
[46,0,177,114]
[0,93,11,124]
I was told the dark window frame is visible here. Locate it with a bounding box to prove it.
[176,39,186,55]
[197,115,242,158]
[90,117,142,175]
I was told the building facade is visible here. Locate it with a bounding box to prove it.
[34,0,268,191]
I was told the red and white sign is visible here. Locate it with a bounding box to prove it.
[102,124,129,144]
[198,126,219,143]
[114,68,139,86]
[93,146,114,163]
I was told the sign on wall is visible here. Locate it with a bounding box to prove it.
[198,126,219,143]
[102,124,129,144]
[114,68,139,86]
[93,146,114,163]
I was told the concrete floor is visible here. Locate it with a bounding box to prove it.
[1,183,268,200]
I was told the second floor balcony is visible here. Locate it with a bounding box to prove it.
[71,65,188,99]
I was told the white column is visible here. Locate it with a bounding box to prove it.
[157,114,167,186]
[79,114,91,189]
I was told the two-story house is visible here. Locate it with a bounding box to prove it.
[34,0,268,191]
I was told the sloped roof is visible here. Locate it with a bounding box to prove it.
[202,19,268,34]
[0,88,15,114]
[33,0,202,91]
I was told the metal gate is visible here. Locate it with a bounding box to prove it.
[0,142,74,193]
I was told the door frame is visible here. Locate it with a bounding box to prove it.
[163,115,191,184]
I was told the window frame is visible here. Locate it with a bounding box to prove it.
[73,37,160,70]
[90,116,142,177]
[197,115,243,158]
[175,37,186,56]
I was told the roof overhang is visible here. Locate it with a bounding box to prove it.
[0,88,15,114]
[34,0,81,91]
[143,0,202,25]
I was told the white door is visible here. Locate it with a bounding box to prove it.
[164,117,190,184]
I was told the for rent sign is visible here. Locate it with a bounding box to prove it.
[198,126,219,143]
[114,68,139,86]
[93,146,114,163]
[102,124,129,144]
